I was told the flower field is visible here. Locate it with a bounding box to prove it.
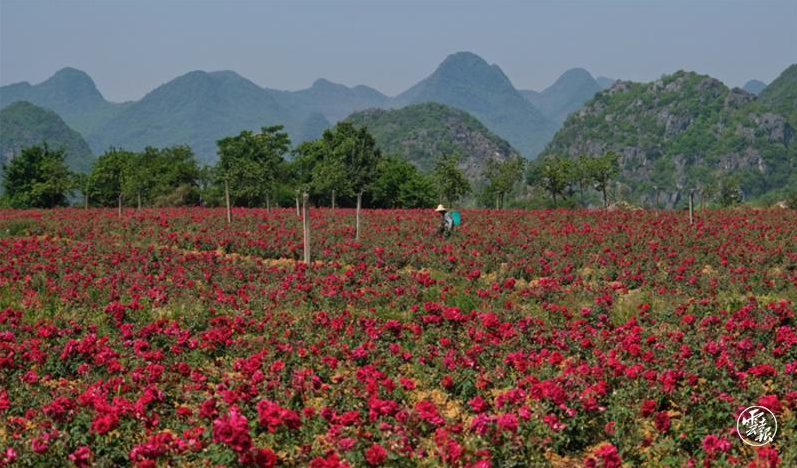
[0,207,795,467]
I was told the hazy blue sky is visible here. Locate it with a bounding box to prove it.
[1,0,795,102]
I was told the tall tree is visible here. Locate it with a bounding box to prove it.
[291,122,382,206]
[432,153,471,207]
[371,157,435,208]
[216,126,291,207]
[584,152,620,208]
[87,148,136,207]
[2,144,73,208]
[483,156,524,208]
[528,156,572,204]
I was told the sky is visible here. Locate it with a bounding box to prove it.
[1,0,795,103]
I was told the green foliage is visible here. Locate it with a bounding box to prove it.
[87,146,200,207]
[527,156,573,204]
[291,122,382,206]
[432,153,471,206]
[718,175,742,207]
[87,148,133,206]
[370,157,436,208]
[1,144,73,208]
[216,125,291,207]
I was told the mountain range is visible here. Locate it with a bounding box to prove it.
[0,52,612,163]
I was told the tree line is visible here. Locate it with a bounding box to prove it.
[1,122,631,210]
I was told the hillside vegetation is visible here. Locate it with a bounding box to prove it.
[346,102,519,181]
[541,68,797,206]
[0,101,94,173]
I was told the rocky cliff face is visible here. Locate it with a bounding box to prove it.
[541,70,796,206]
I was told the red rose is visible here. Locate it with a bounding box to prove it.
[365,444,387,466]
[654,411,670,432]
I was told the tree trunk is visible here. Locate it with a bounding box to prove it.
[118,192,122,218]
[495,193,500,210]
[295,191,300,217]
[137,192,141,210]
[355,191,363,241]
[579,183,585,207]
[224,178,231,224]
[302,192,311,264]
[689,189,695,225]
[84,191,89,209]
[332,190,336,210]
[266,193,271,213]
[602,187,608,209]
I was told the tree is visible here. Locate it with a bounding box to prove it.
[483,156,524,208]
[87,148,136,207]
[572,156,592,207]
[718,175,742,207]
[216,126,291,207]
[432,153,471,206]
[371,157,435,208]
[291,122,382,206]
[1,144,73,208]
[528,156,572,204]
[585,152,620,208]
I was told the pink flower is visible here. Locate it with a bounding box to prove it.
[68,446,92,467]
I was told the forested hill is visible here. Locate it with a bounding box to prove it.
[0,101,94,173]
[541,67,797,206]
[394,52,558,157]
[346,102,520,182]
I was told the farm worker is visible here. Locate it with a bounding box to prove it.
[435,204,454,238]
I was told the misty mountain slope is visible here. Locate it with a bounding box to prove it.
[0,67,130,135]
[88,70,302,163]
[393,52,558,157]
[346,102,519,182]
[743,79,767,95]
[758,64,797,128]
[0,101,94,173]
[520,68,603,123]
[272,78,390,123]
[541,69,796,206]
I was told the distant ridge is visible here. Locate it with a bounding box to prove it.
[0,67,130,135]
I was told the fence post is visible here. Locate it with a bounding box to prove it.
[302,192,311,264]
[355,190,363,241]
[224,178,232,224]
